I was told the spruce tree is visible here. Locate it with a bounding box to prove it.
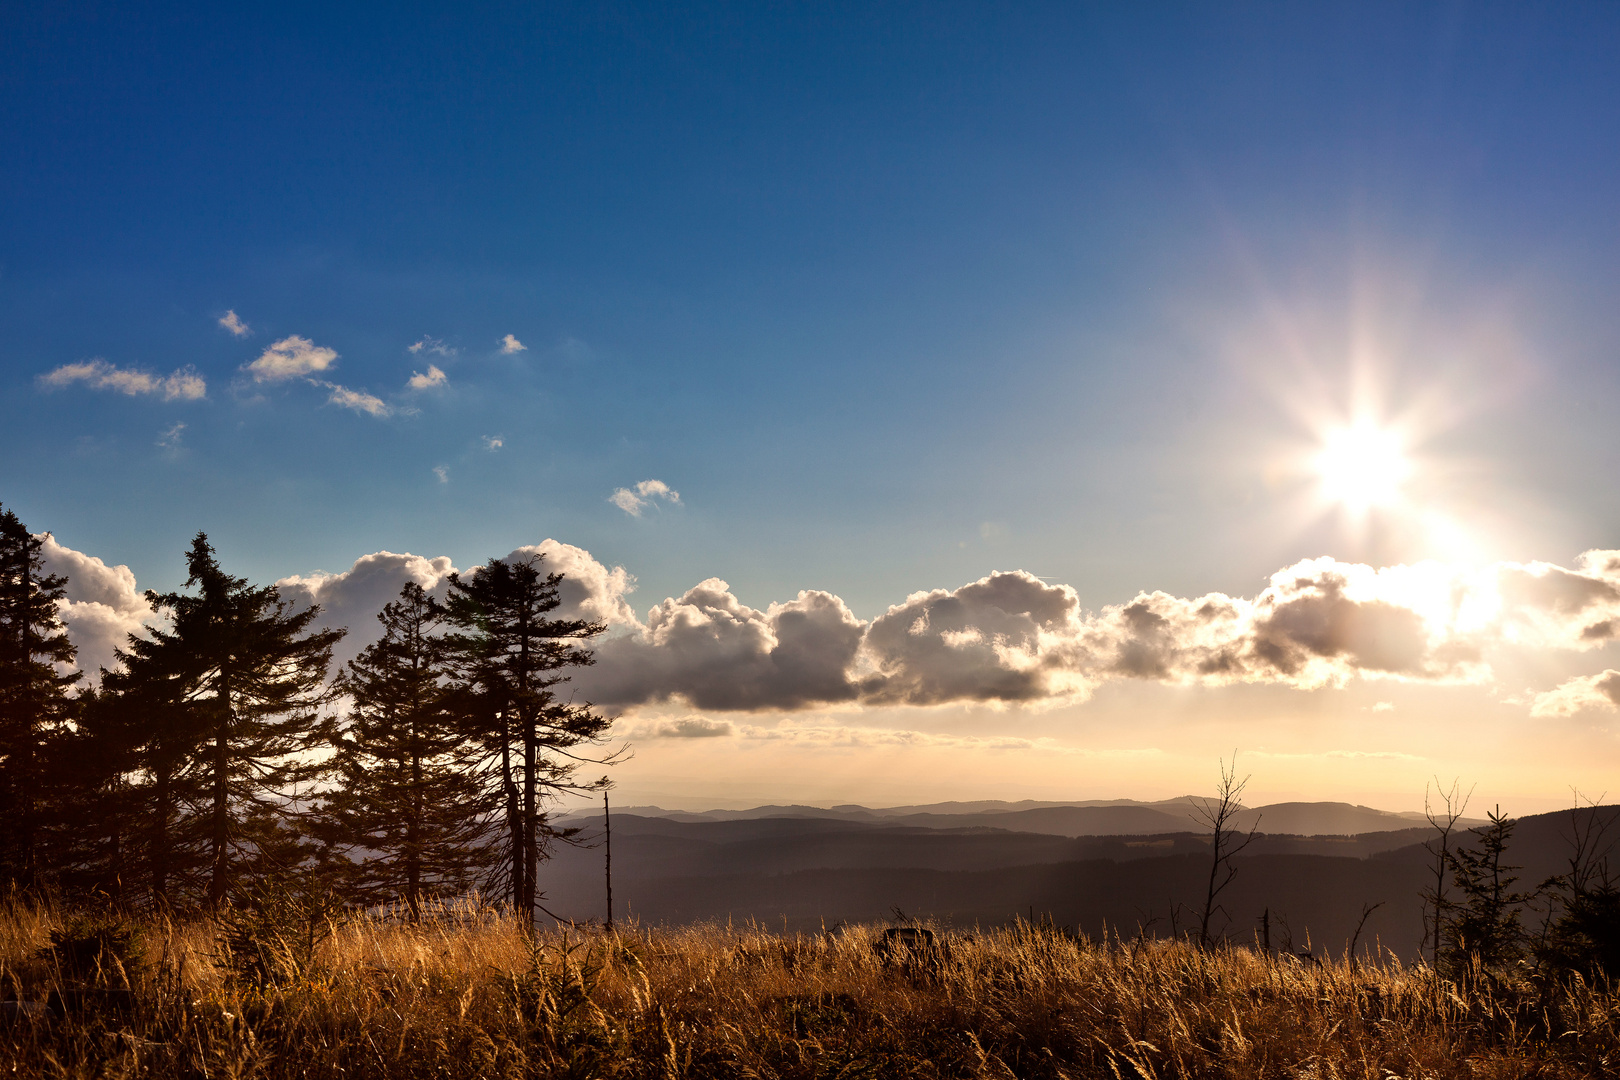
[1444,806,1532,971]
[0,506,80,889]
[322,582,487,915]
[114,533,343,906]
[444,555,613,924]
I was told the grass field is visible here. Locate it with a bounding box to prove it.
[2,897,1616,1079]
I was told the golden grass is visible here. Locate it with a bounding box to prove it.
[1,896,1615,1079]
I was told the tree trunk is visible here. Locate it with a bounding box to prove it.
[209,671,231,907]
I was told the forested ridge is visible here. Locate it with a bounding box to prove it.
[0,504,618,920]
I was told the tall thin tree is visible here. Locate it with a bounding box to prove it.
[322,582,488,915]
[444,555,615,925]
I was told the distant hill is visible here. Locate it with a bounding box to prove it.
[538,802,1615,959]
[574,799,1478,837]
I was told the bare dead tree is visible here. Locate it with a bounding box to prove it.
[1421,777,1473,965]
[602,782,614,931]
[1348,900,1386,970]
[1192,753,1258,948]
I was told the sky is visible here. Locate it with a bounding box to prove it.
[5,2,1620,814]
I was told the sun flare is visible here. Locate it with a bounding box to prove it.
[1314,422,1410,513]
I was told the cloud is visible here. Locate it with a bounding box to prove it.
[320,382,392,417]
[407,365,447,390]
[582,581,863,710]
[42,530,1620,719]
[37,536,154,681]
[433,465,450,483]
[408,337,455,357]
[219,310,250,337]
[274,539,638,670]
[500,334,526,353]
[157,422,186,449]
[277,551,459,668]
[610,479,681,517]
[625,717,737,739]
[246,335,338,382]
[583,550,1620,712]
[483,435,503,451]
[39,360,206,401]
[1530,671,1620,717]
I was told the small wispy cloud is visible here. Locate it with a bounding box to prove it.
[433,465,450,484]
[483,435,504,451]
[408,336,455,357]
[319,382,392,418]
[610,479,681,517]
[218,310,251,337]
[407,365,447,390]
[626,717,736,739]
[40,360,207,401]
[157,422,186,449]
[500,334,526,354]
[246,335,338,382]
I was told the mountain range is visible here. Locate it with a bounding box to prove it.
[536,799,1613,960]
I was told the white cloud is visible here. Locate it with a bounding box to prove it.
[157,422,186,449]
[37,536,154,682]
[407,364,447,390]
[582,581,864,710]
[245,335,339,382]
[276,539,637,669]
[500,334,526,354]
[433,465,450,483]
[483,435,503,451]
[408,336,455,357]
[320,382,392,417]
[610,479,682,517]
[1530,671,1620,717]
[219,310,250,337]
[40,530,1620,720]
[39,360,207,401]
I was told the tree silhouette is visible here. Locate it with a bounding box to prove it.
[1192,753,1258,948]
[320,583,488,915]
[1444,806,1531,971]
[0,506,79,889]
[444,555,615,925]
[113,533,343,906]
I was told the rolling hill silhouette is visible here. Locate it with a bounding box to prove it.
[541,801,1613,960]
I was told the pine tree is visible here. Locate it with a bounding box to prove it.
[1444,806,1532,972]
[444,555,614,924]
[96,653,213,907]
[113,533,343,906]
[0,506,80,889]
[321,583,488,915]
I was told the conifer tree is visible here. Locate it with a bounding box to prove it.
[444,555,613,924]
[322,582,488,915]
[1444,806,1532,971]
[96,651,213,906]
[114,533,343,906]
[0,506,80,889]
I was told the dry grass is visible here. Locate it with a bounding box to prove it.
[1,896,1615,1079]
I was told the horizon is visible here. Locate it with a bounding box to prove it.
[6,3,1620,819]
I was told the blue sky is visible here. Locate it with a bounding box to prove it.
[6,3,1620,809]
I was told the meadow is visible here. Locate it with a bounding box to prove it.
[2,897,1615,1079]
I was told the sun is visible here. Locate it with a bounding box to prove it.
[1314,422,1411,513]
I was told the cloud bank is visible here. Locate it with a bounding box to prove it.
[40,360,206,401]
[37,532,1620,718]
